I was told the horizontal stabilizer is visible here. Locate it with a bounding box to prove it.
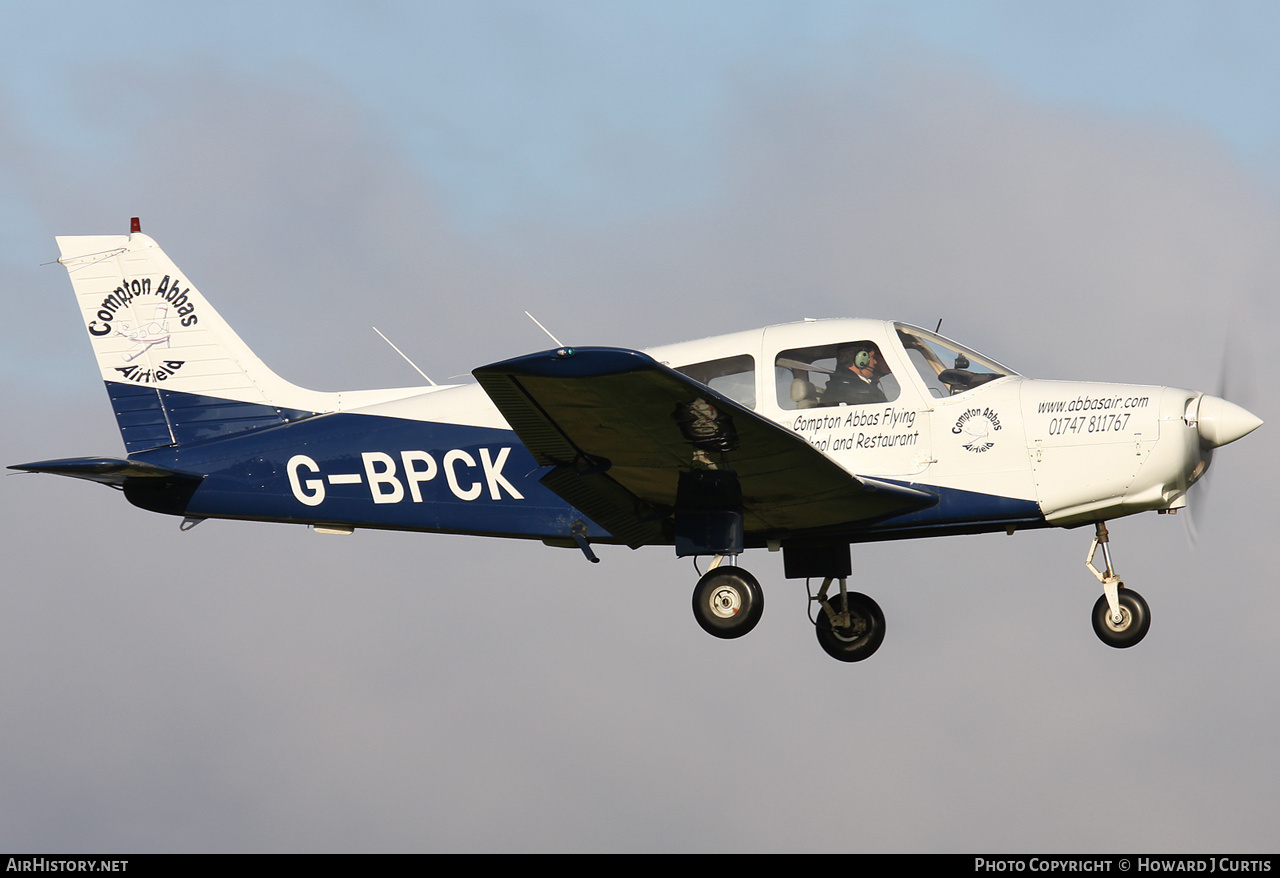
[8,456,204,487]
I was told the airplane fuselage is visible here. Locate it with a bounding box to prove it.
[118,318,1208,548]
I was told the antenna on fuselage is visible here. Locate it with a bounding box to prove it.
[525,311,565,348]
[372,326,437,386]
[935,319,943,333]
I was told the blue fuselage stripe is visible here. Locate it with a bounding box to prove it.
[133,408,602,539]
[122,389,1046,542]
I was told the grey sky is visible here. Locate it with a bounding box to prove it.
[2,2,1276,852]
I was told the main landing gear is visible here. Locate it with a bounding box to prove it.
[1086,521,1151,648]
[691,563,764,639]
[810,577,885,662]
[689,558,886,662]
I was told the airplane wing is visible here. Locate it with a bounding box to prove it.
[474,347,936,548]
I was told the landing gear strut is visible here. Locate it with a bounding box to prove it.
[1086,521,1151,648]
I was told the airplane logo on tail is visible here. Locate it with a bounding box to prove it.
[116,305,172,361]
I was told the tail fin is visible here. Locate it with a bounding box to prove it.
[57,224,417,453]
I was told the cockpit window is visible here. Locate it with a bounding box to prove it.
[774,341,900,410]
[676,354,756,409]
[895,324,1015,398]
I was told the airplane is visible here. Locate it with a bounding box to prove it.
[12,220,1264,662]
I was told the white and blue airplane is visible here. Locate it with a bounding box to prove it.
[13,221,1263,662]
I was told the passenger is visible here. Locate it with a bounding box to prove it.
[822,342,890,406]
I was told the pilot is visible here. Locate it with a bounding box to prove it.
[822,342,890,406]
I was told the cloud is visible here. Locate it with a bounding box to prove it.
[514,54,1280,391]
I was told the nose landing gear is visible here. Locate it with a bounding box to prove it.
[1086,521,1151,648]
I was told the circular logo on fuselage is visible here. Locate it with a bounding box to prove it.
[952,407,1002,453]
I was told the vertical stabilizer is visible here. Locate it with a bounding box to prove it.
[56,227,423,452]
[58,232,308,405]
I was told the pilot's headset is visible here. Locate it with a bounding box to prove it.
[837,344,871,371]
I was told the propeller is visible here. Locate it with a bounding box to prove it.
[1183,332,1262,545]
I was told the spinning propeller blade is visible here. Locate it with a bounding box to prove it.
[1184,331,1262,545]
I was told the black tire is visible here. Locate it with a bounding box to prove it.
[1092,588,1151,648]
[692,568,764,639]
[815,591,885,662]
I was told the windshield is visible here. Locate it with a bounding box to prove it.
[894,324,1016,398]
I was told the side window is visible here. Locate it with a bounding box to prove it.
[676,354,756,410]
[774,342,899,410]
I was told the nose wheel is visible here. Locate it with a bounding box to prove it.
[1086,521,1151,648]
[1091,588,1151,648]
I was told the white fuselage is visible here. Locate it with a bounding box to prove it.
[354,318,1212,529]
[344,318,1216,529]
